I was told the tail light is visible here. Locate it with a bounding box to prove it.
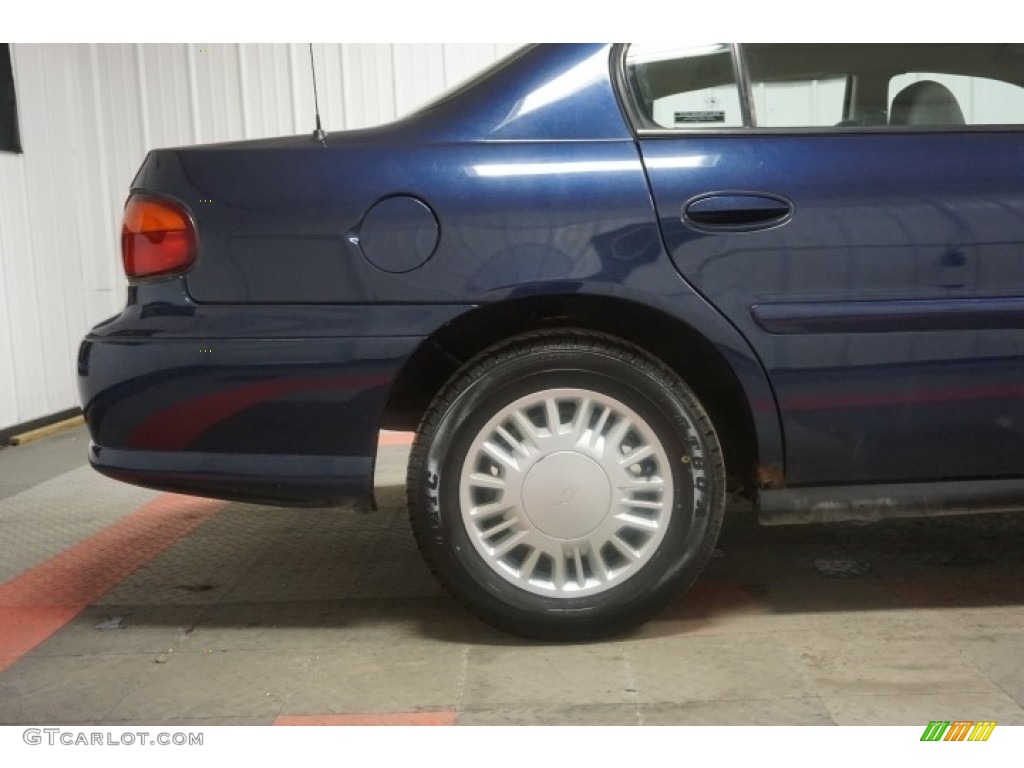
[121,194,197,279]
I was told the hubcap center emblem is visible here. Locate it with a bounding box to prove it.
[521,451,611,539]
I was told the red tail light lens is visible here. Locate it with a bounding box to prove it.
[122,195,197,279]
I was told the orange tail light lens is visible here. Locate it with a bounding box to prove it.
[121,195,197,279]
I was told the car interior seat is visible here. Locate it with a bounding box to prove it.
[889,80,966,126]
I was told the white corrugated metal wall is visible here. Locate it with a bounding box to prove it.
[0,43,521,431]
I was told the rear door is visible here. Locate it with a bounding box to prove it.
[624,43,1024,486]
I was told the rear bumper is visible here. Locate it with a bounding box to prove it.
[78,286,470,506]
[79,333,415,506]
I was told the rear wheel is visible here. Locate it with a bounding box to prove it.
[407,331,726,640]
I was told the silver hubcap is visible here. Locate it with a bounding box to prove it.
[459,387,674,598]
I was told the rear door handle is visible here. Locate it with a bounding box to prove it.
[683,192,793,231]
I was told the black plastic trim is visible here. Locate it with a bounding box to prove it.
[758,478,1024,525]
[636,124,1024,138]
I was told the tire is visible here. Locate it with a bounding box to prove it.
[407,330,726,640]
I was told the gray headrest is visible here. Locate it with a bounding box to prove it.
[890,80,965,126]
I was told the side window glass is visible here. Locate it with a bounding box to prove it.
[749,76,848,128]
[888,73,1024,126]
[744,45,852,127]
[742,44,1024,130]
[624,44,743,129]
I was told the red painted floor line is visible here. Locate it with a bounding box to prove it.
[0,494,221,673]
[274,711,456,726]
[378,431,414,447]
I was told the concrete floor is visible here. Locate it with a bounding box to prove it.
[0,425,1022,726]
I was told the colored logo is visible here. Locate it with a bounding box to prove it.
[920,721,996,742]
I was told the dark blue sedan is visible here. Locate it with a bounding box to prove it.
[78,43,1024,639]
